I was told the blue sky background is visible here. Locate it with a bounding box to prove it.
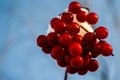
[0,0,120,80]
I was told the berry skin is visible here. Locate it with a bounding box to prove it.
[91,41,101,58]
[101,42,113,56]
[51,45,65,59]
[68,22,80,35]
[47,32,59,46]
[59,33,72,47]
[82,32,96,49]
[73,35,83,45]
[66,66,77,74]
[61,12,74,24]
[37,35,48,47]
[69,42,82,56]
[77,67,88,75]
[57,58,66,67]
[70,56,84,68]
[42,46,51,54]
[94,26,108,39]
[88,59,99,72]
[76,11,87,22]
[53,20,67,34]
[50,18,60,28]
[82,53,91,67]
[87,12,98,25]
[65,54,71,63]
[68,1,81,14]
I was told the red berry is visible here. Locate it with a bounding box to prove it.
[42,46,51,54]
[76,11,87,22]
[88,59,99,72]
[101,42,113,56]
[87,12,98,25]
[57,58,66,67]
[47,32,59,46]
[65,54,71,63]
[53,20,67,34]
[50,18,60,28]
[82,32,96,49]
[73,35,83,45]
[77,67,88,75]
[94,26,108,39]
[69,42,82,56]
[59,33,72,47]
[70,56,83,68]
[66,66,76,74]
[68,1,81,14]
[82,53,91,67]
[61,12,74,24]
[68,22,80,35]
[91,41,101,58]
[51,45,65,59]
[37,35,48,47]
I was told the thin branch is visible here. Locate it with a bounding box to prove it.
[64,70,68,80]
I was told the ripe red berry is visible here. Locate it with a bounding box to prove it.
[87,12,98,25]
[69,42,82,56]
[88,59,99,72]
[68,22,80,35]
[47,32,59,46]
[50,17,61,28]
[51,45,65,59]
[53,20,67,34]
[76,11,87,22]
[68,1,81,14]
[82,32,96,49]
[77,67,88,75]
[37,35,48,47]
[82,53,91,67]
[70,56,83,68]
[65,55,71,63]
[91,41,101,58]
[61,12,74,24]
[66,65,76,74]
[73,35,83,45]
[94,26,108,39]
[57,58,66,67]
[42,46,51,54]
[59,33,72,47]
[101,42,113,56]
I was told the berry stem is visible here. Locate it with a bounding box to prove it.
[80,25,89,32]
[64,70,68,80]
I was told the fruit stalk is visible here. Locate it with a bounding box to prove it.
[64,70,68,80]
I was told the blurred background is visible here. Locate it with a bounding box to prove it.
[0,0,120,80]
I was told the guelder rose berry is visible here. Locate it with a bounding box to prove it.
[59,33,72,47]
[101,42,113,56]
[76,11,87,22]
[87,12,98,25]
[68,1,81,14]
[68,22,80,35]
[61,12,74,24]
[53,20,67,34]
[69,42,82,56]
[94,26,108,39]
[88,59,99,72]
[70,56,83,68]
[51,45,65,59]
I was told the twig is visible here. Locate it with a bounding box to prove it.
[64,70,68,80]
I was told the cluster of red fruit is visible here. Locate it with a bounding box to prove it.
[37,1,113,75]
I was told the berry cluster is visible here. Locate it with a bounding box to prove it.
[37,1,113,75]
